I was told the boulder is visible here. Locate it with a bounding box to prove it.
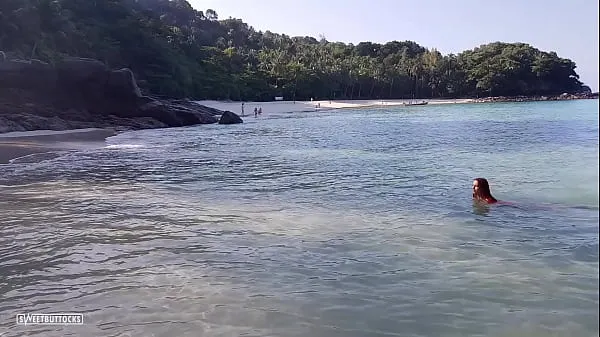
[56,57,109,84]
[0,56,225,133]
[107,68,143,99]
[218,111,243,124]
[0,59,56,90]
[51,58,109,109]
[138,100,218,126]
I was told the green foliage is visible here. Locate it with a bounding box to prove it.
[0,0,586,99]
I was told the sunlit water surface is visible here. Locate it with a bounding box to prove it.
[1,100,598,337]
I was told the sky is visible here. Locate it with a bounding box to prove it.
[190,0,599,91]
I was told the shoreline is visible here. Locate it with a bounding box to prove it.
[0,128,117,164]
[197,94,597,115]
[196,98,476,115]
[1,95,596,164]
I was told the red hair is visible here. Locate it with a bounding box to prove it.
[473,178,497,204]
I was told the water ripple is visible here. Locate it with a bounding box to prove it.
[0,101,598,337]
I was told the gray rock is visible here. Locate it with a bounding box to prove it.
[0,59,56,91]
[107,68,143,99]
[218,111,243,124]
[56,57,109,83]
[0,56,225,133]
[138,100,218,126]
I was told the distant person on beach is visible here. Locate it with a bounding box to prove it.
[258,107,262,115]
[472,178,498,204]
[241,102,245,116]
[254,107,258,117]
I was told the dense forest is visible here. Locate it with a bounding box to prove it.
[0,0,590,101]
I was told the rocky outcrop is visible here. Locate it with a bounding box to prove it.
[0,55,238,133]
[218,111,243,124]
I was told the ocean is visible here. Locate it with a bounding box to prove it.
[1,100,598,336]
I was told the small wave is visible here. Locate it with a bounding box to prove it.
[105,144,145,149]
[570,205,600,211]
[7,150,69,164]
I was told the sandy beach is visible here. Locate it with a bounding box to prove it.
[196,98,475,115]
[0,128,117,164]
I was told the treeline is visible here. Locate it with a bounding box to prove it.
[0,0,589,100]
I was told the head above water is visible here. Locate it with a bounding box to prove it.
[472,178,497,204]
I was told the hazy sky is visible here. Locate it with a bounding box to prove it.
[190,0,599,91]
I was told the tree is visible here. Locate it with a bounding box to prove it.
[205,8,217,21]
[0,0,586,100]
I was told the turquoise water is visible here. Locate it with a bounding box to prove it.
[0,100,598,336]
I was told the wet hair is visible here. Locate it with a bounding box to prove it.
[473,177,497,203]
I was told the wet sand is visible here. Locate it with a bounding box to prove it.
[0,128,117,164]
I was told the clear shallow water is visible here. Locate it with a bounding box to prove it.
[0,100,598,337]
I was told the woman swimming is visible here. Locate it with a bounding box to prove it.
[472,178,498,204]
